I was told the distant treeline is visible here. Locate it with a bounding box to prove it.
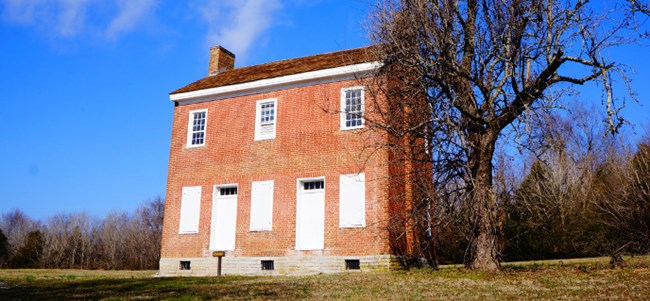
[0,197,163,270]
[436,111,650,265]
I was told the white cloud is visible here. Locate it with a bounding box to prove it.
[0,0,157,40]
[105,0,157,40]
[2,0,89,37]
[198,0,283,64]
[56,0,88,37]
[2,0,43,25]
[2,0,285,54]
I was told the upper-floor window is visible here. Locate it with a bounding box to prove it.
[340,87,364,130]
[260,102,275,125]
[255,99,277,141]
[187,109,207,147]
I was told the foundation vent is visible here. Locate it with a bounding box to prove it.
[261,260,275,270]
[180,261,191,270]
[345,259,360,270]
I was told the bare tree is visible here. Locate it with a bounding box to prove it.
[0,228,9,268]
[42,213,96,269]
[0,209,40,265]
[96,211,129,269]
[41,213,71,268]
[0,197,164,270]
[592,139,650,265]
[368,0,648,270]
[124,197,164,269]
[9,230,44,268]
[630,0,650,14]
[493,104,650,266]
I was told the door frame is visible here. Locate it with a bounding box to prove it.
[210,184,238,251]
[295,177,325,250]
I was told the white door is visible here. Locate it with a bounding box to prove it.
[210,186,238,250]
[296,179,325,250]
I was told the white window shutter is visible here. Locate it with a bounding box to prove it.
[179,186,201,233]
[339,173,366,227]
[250,180,274,231]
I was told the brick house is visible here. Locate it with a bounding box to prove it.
[159,46,426,276]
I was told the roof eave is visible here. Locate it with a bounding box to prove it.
[170,61,382,105]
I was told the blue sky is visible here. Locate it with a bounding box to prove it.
[0,0,370,220]
[0,0,648,221]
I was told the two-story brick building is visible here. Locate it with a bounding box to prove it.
[159,46,425,276]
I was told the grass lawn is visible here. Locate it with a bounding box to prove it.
[0,257,648,300]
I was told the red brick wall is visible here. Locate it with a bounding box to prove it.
[161,78,394,258]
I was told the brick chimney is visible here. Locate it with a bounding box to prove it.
[208,46,235,76]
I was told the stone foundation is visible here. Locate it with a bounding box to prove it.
[158,254,401,276]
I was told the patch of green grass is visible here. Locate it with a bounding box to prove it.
[1,259,649,300]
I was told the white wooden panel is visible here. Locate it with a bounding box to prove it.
[259,124,275,137]
[250,180,274,231]
[210,188,238,250]
[179,186,201,233]
[339,173,366,227]
[296,187,325,250]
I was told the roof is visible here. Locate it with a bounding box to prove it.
[171,46,377,95]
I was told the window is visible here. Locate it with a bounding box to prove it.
[179,261,191,270]
[179,186,201,234]
[339,173,365,228]
[260,103,275,124]
[219,186,238,196]
[340,87,364,130]
[261,260,274,270]
[303,180,324,190]
[345,259,361,270]
[255,99,277,140]
[187,109,207,147]
[250,180,274,231]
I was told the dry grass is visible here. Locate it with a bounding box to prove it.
[0,269,155,280]
[0,257,649,300]
[439,255,650,269]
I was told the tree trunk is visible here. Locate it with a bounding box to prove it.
[465,131,501,271]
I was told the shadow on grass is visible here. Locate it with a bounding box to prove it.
[0,276,312,301]
[2,261,649,300]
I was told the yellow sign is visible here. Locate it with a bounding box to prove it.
[212,251,226,257]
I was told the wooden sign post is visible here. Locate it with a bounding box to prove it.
[212,251,226,276]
